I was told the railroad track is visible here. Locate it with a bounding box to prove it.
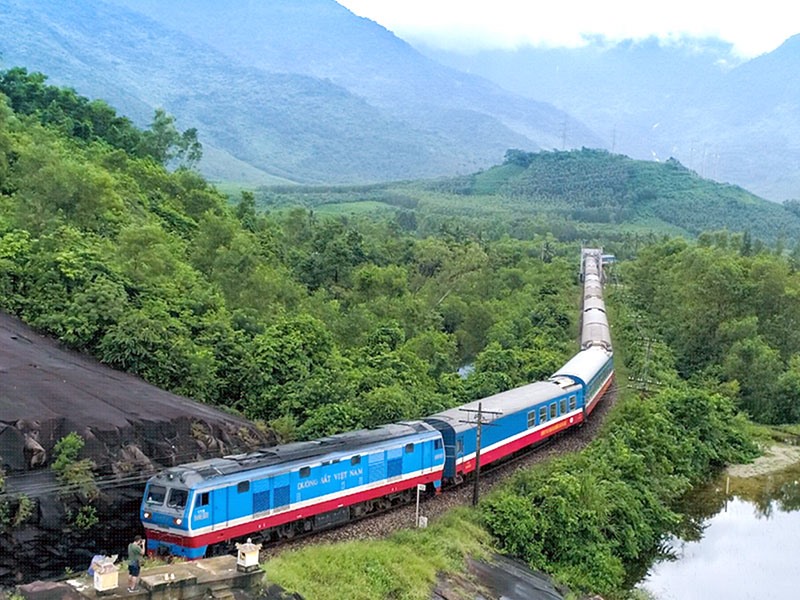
[261,384,618,559]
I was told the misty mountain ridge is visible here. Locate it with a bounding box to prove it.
[419,34,800,201]
[0,0,598,185]
[0,0,797,201]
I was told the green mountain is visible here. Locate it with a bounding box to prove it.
[420,36,800,202]
[0,0,599,185]
[466,150,798,241]
[261,149,800,246]
[105,0,599,149]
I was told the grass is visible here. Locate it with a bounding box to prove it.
[313,201,396,216]
[741,421,800,446]
[264,508,492,600]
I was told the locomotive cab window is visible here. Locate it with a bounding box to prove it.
[237,481,250,493]
[434,439,443,450]
[456,439,464,454]
[146,485,167,504]
[300,466,311,478]
[167,488,188,509]
[405,443,414,453]
[350,455,361,466]
[197,492,209,507]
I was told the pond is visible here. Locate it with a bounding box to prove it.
[639,460,800,600]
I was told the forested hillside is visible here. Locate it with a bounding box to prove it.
[622,238,800,423]
[423,35,800,202]
[0,0,600,185]
[0,73,579,441]
[257,149,800,249]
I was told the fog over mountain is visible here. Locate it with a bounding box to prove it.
[419,35,800,201]
[0,0,797,199]
[0,0,599,185]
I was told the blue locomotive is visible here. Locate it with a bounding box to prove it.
[141,421,444,557]
[141,249,613,556]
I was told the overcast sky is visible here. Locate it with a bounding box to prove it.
[336,1,799,58]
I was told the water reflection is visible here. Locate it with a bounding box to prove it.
[640,465,800,600]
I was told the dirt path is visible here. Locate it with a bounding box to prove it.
[727,443,800,478]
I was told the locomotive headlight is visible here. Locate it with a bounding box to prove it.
[173,517,183,526]
[143,511,151,519]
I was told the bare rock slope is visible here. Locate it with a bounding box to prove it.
[0,312,271,583]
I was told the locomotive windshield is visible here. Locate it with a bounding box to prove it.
[167,488,188,509]
[146,485,166,504]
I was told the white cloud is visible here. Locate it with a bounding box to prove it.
[337,0,799,57]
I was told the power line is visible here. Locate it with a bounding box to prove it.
[0,443,251,499]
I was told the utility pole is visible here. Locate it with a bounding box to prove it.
[628,336,661,393]
[473,403,483,507]
[459,402,501,506]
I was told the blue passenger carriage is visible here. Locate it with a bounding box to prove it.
[551,348,613,417]
[423,379,584,483]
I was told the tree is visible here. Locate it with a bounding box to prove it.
[236,191,258,232]
[503,149,534,167]
[52,432,98,500]
[137,108,202,168]
[722,336,782,421]
[359,385,416,428]
[775,355,800,423]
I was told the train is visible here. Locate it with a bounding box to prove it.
[139,249,614,558]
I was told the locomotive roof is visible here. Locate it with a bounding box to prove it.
[424,380,565,433]
[150,421,437,487]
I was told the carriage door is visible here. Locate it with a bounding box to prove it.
[455,434,465,473]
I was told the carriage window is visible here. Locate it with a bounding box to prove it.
[405,443,414,453]
[549,403,557,420]
[299,467,311,478]
[350,455,361,466]
[197,492,209,507]
[560,398,567,414]
[527,412,536,428]
[569,395,577,411]
[539,406,547,423]
[237,481,250,493]
[167,488,188,508]
[146,485,167,504]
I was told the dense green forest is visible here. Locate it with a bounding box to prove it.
[0,68,578,440]
[2,69,797,598]
[621,237,800,423]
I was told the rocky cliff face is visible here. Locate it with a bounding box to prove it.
[0,312,273,584]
